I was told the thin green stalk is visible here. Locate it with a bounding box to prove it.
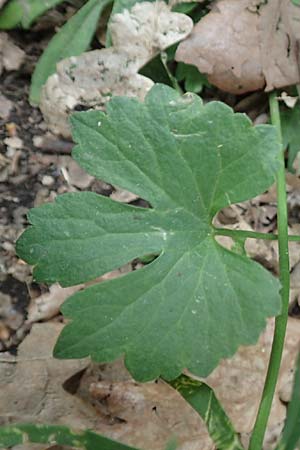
[248,92,290,450]
[214,227,300,242]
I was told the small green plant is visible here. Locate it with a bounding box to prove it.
[1,2,300,445]
[0,84,299,449]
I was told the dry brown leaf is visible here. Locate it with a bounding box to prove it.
[76,360,214,450]
[0,323,90,429]
[110,186,139,203]
[0,33,25,75]
[57,156,94,189]
[0,323,214,450]
[27,283,84,323]
[202,318,300,448]
[40,1,193,137]
[1,317,300,449]
[176,0,300,94]
[27,264,133,323]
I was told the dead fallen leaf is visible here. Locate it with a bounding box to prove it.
[201,318,300,448]
[1,316,300,450]
[176,0,300,94]
[110,186,139,203]
[40,1,193,137]
[0,323,90,430]
[0,33,25,75]
[77,318,300,450]
[57,156,94,190]
[27,265,133,323]
[26,284,84,323]
[0,323,214,450]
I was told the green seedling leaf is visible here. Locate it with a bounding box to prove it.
[29,0,111,105]
[281,104,300,172]
[0,424,139,449]
[17,84,282,382]
[171,3,198,14]
[169,374,244,450]
[140,53,175,87]
[0,0,64,29]
[176,62,210,93]
[276,354,300,450]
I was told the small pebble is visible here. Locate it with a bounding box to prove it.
[4,136,23,149]
[42,175,55,186]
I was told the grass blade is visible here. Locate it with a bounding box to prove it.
[0,0,65,29]
[0,424,140,449]
[276,354,300,450]
[29,0,112,105]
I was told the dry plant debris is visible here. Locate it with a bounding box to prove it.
[204,318,300,448]
[40,1,193,137]
[0,32,25,75]
[26,264,132,323]
[0,323,214,450]
[1,318,300,450]
[176,0,300,94]
[26,284,83,323]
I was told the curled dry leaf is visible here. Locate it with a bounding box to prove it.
[0,32,25,75]
[176,0,300,94]
[40,1,193,137]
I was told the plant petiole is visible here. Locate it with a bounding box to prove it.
[214,227,300,242]
[248,91,290,450]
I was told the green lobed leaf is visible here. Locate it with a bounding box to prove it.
[0,424,140,449]
[169,375,244,450]
[281,104,300,172]
[0,0,64,29]
[276,354,300,450]
[29,0,111,105]
[17,84,282,382]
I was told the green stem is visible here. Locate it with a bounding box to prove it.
[214,227,300,242]
[248,92,290,450]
